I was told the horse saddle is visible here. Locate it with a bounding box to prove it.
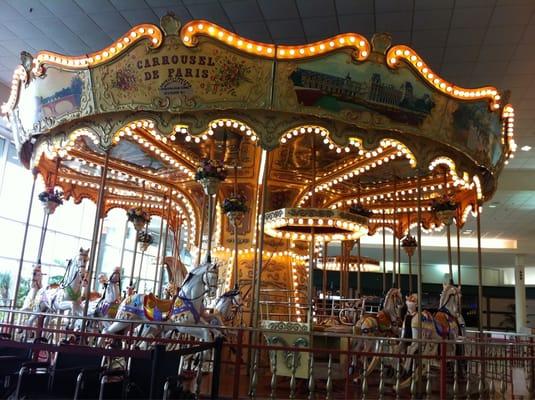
[143,294,175,321]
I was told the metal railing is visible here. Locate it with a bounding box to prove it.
[1,307,535,399]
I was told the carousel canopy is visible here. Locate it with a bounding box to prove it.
[0,15,515,242]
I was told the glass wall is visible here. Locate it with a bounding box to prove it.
[0,138,179,306]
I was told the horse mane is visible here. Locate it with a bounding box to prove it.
[48,283,60,290]
[88,291,101,301]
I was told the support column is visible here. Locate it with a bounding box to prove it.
[515,254,527,333]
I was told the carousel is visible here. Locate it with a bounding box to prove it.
[0,13,523,399]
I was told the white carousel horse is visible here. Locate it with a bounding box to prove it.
[399,284,464,380]
[102,262,219,345]
[82,268,122,332]
[351,288,405,377]
[26,248,89,330]
[210,288,243,326]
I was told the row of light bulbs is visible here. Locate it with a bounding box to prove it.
[387,45,501,109]
[181,20,370,61]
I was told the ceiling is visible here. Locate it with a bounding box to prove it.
[0,0,534,262]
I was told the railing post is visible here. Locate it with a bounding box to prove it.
[211,336,223,400]
[233,329,243,399]
[440,340,447,399]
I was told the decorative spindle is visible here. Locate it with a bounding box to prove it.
[488,347,495,398]
[395,357,401,400]
[378,358,385,400]
[453,358,459,400]
[477,358,485,400]
[308,354,315,400]
[361,356,368,400]
[195,351,203,398]
[326,353,333,400]
[425,361,432,400]
[500,347,506,400]
[290,351,297,400]
[270,350,277,400]
[249,350,259,399]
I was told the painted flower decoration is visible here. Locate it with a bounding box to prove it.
[195,158,227,181]
[222,194,248,213]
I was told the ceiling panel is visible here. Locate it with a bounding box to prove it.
[413,9,452,31]
[41,0,85,17]
[221,1,264,22]
[110,0,149,11]
[88,11,131,37]
[119,9,160,26]
[302,17,339,40]
[375,12,412,32]
[257,0,300,20]
[335,0,374,15]
[338,13,375,34]
[296,0,336,18]
[7,0,55,19]
[411,30,449,49]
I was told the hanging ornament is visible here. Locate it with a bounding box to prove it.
[127,207,150,232]
[195,158,227,196]
[38,188,63,215]
[137,230,153,252]
[431,195,458,225]
[222,194,248,227]
[401,235,418,257]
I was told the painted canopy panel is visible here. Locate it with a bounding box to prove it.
[92,39,273,113]
[273,51,503,169]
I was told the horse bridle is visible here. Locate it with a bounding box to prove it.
[440,288,460,313]
[177,266,218,302]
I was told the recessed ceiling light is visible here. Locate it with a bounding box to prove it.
[462,229,472,235]
[488,202,499,208]
[521,145,532,152]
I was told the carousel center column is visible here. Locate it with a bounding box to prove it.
[515,254,528,333]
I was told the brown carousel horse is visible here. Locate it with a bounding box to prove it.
[398,284,464,389]
[351,287,405,377]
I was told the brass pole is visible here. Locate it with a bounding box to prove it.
[36,159,60,264]
[158,188,173,295]
[251,151,270,330]
[307,135,316,328]
[476,201,483,332]
[82,150,110,324]
[416,169,423,391]
[152,191,167,293]
[338,240,346,297]
[392,176,397,288]
[322,242,328,311]
[129,181,145,287]
[13,171,37,308]
[205,193,215,263]
[382,209,386,292]
[456,209,462,287]
[447,223,453,284]
[397,236,401,289]
[407,212,413,294]
[197,199,206,267]
[92,216,106,291]
[233,163,240,289]
[357,239,361,297]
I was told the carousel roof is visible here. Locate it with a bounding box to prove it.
[0,15,515,244]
